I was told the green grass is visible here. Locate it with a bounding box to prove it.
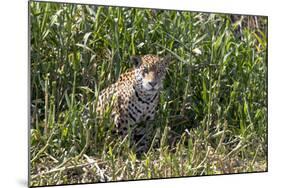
[29,1,267,186]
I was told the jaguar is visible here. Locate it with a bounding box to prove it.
[90,54,172,153]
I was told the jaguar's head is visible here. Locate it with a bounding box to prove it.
[131,54,172,93]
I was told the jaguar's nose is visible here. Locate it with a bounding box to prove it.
[149,81,157,87]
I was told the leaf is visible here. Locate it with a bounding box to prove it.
[192,48,202,55]
[202,78,208,103]
[213,32,225,52]
[64,91,71,109]
[254,32,266,49]
[83,32,92,46]
[76,43,94,53]
[193,33,207,46]
[78,86,94,94]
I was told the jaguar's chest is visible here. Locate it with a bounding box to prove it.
[121,88,159,125]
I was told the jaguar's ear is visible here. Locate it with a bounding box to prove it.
[163,55,173,65]
[160,55,172,70]
[130,56,142,68]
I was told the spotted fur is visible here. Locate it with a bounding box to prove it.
[93,54,171,152]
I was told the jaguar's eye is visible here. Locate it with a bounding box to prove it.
[143,68,149,74]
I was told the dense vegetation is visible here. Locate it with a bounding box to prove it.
[30,1,267,186]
